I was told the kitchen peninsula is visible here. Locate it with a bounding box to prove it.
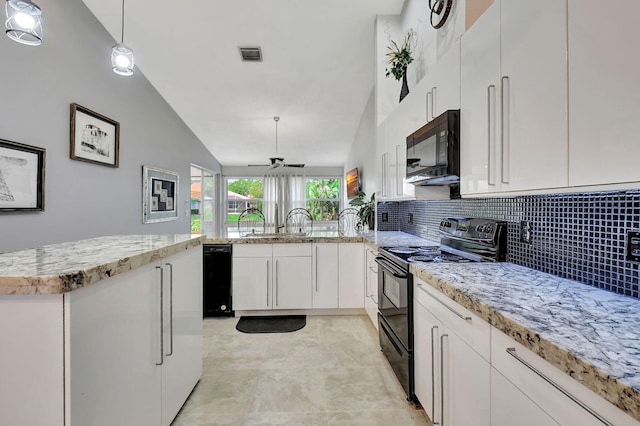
[0,235,203,426]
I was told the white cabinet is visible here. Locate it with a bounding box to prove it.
[492,327,639,426]
[364,247,379,329]
[568,0,640,187]
[273,244,313,309]
[313,243,339,309]
[413,277,490,426]
[491,367,558,426]
[233,243,313,311]
[460,0,568,195]
[160,249,203,425]
[425,39,461,122]
[232,244,272,310]
[338,243,365,308]
[0,245,203,426]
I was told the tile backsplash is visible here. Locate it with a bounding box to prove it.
[377,190,640,299]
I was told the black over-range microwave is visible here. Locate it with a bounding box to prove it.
[405,109,460,193]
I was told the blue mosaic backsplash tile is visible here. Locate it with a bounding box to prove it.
[377,190,640,299]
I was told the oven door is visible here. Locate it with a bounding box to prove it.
[375,255,411,350]
[379,313,412,400]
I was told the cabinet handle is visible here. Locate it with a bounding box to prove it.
[275,260,279,307]
[165,262,173,357]
[382,153,388,198]
[315,246,319,292]
[431,326,439,425]
[427,288,472,322]
[395,144,403,196]
[487,85,496,186]
[505,348,613,426]
[266,260,270,307]
[500,76,510,184]
[155,266,164,366]
[440,333,449,426]
[431,87,437,119]
[426,91,432,122]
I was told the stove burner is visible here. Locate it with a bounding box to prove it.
[388,247,420,255]
[416,246,440,254]
[436,253,472,263]
[407,255,437,263]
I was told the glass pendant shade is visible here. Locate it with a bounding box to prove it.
[5,0,43,46]
[111,43,134,76]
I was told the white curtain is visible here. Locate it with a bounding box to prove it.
[263,174,306,229]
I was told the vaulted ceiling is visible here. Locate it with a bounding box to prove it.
[82,0,406,167]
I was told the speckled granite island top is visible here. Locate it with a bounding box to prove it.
[411,261,640,420]
[0,235,203,295]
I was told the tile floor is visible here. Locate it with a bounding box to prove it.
[172,315,431,426]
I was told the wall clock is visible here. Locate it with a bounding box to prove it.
[430,0,453,29]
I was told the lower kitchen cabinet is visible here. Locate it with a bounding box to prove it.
[338,243,365,308]
[0,245,203,426]
[232,244,272,310]
[413,277,490,426]
[273,255,312,309]
[492,327,639,426]
[313,243,339,308]
[364,246,379,329]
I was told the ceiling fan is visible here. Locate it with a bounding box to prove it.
[248,116,305,169]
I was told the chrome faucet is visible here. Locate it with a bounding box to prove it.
[274,203,285,233]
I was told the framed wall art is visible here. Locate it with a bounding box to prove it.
[70,103,120,167]
[0,139,45,212]
[142,165,178,223]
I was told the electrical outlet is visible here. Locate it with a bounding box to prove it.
[382,212,389,222]
[626,231,640,262]
[520,221,533,244]
[408,213,414,224]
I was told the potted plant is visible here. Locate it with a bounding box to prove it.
[385,30,415,102]
[349,191,375,232]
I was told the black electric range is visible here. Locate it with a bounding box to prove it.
[375,217,507,403]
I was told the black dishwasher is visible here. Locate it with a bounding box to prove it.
[203,244,233,317]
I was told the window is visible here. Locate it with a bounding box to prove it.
[191,165,216,237]
[226,178,263,223]
[306,178,340,221]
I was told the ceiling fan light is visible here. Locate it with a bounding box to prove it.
[111,43,134,76]
[5,0,43,46]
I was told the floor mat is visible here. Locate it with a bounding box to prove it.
[235,315,306,333]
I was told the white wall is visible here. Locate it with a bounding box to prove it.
[0,0,221,253]
[344,90,376,205]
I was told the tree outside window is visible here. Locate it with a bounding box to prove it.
[227,178,263,222]
[306,178,340,221]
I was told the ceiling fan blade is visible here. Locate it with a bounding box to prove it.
[283,163,305,168]
[247,164,271,167]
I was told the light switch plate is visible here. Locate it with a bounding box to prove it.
[626,231,640,262]
[520,221,532,244]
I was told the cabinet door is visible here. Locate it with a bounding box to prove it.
[68,262,162,426]
[161,248,203,426]
[413,297,441,422]
[460,3,501,195]
[429,38,461,120]
[499,0,568,191]
[233,257,270,310]
[313,243,338,309]
[376,121,388,199]
[364,248,379,329]
[273,256,313,309]
[491,367,559,426]
[441,328,491,426]
[338,243,365,308]
[568,0,640,186]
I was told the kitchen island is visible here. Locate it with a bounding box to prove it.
[0,234,204,426]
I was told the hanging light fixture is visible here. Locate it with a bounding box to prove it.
[111,0,134,76]
[5,0,43,46]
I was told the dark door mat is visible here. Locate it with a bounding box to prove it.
[235,315,306,334]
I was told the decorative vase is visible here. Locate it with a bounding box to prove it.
[399,67,409,102]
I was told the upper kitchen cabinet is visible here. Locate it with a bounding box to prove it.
[568,0,640,187]
[425,39,461,123]
[460,0,568,196]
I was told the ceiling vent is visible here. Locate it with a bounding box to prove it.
[239,47,262,62]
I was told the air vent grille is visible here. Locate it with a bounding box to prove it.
[239,47,262,62]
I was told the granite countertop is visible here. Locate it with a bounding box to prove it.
[411,261,640,420]
[0,235,203,295]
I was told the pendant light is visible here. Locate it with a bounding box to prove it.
[111,0,134,76]
[4,0,43,46]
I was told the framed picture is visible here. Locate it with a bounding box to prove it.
[142,165,178,223]
[0,139,45,212]
[70,103,119,167]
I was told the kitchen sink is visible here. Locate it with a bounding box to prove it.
[241,232,308,238]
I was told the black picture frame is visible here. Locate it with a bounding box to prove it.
[0,139,45,212]
[70,103,120,167]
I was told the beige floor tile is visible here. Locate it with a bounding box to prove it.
[177,370,259,415]
[244,411,329,425]
[171,412,249,426]
[327,409,432,425]
[247,368,327,413]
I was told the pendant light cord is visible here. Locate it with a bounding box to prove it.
[121,0,125,43]
[274,116,279,155]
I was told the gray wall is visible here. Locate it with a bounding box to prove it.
[0,0,221,253]
[344,89,376,206]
